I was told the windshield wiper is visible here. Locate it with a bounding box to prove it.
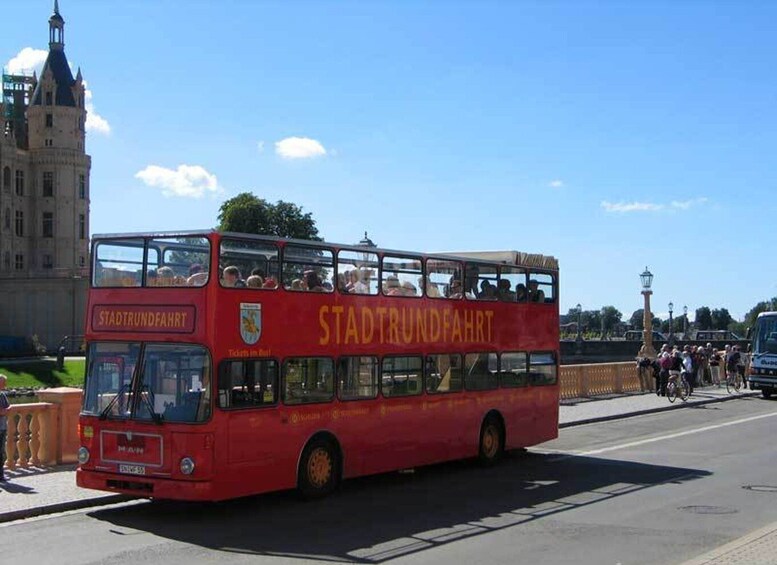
[139,385,163,425]
[99,384,130,420]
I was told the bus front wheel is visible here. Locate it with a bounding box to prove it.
[298,438,340,498]
[478,416,504,465]
[763,389,773,399]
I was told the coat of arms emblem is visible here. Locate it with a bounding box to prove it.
[240,303,262,345]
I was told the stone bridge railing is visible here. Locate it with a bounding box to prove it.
[3,365,646,472]
[4,388,82,471]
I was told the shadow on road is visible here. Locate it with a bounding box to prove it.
[89,452,709,563]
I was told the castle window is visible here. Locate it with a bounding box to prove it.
[43,254,53,269]
[45,91,52,106]
[79,174,86,199]
[79,214,86,240]
[15,210,23,237]
[4,208,9,229]
[43,172,54,197]
[15,254,24,270]
[2,167,9,192]
[45,114,53,128]
[42,212,54,238]
[15,170,24,196]
[79,256,85,267]
[3,252,9,270]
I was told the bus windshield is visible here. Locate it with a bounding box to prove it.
[83,342,212,423]
[753,316,777,355]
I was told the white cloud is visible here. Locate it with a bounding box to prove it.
[601,197,709,213]
[601,201,664,213]
[548,180,564,188]
[6,47,47,74]
[670,197,708,210]
[275,136,327,159]
[83,81,110,135]
[135,164,223,198]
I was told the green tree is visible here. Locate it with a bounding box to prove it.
[711,308,733,330]
[629,309,659,331]
[744,297,777,329]
[601,306,623,333]
[695,306,713,330]
[217,192,321,240]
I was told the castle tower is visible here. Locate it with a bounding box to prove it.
[0,1,91,350]
[25,0,91,274]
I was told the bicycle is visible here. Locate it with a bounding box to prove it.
[726,370,743,394]
[666,371,690,403]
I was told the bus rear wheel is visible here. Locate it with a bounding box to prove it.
[478,416,504,465]
[298,438,340,498]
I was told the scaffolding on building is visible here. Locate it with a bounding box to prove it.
[2,70,35,149]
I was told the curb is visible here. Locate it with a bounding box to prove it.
[679,521,777,564]
[0,494,130,524]
[560,390,759,428]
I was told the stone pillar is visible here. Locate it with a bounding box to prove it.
[35,387,83,464]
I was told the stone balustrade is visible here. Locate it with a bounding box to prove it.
[4,387,82,471]
[2,366,646,472]
[559,362,644,399]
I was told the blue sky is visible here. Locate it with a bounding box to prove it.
[4,1,777,321]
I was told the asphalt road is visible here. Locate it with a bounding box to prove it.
[4,397,777,565]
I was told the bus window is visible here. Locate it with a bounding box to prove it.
[426,258,462,299]
[528,272,555,303]
[83,342,140,415]
[220,238,279,289]
[337,250,379,295]
[499,266,526,303]
[464,352,499,390]
[381,356,422,397]
[381,255,422,297]
[138,344,212,423]
[219,359,278,409]
[283,245,334,292]
[149,236,210,287]
[425,354,463,393]
[529,351,557,385]
[93,240,144,287]
[337,356,379,400]
[283,357,335,404]
[500,352,529,387]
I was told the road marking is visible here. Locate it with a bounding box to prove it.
[578,411,777,456]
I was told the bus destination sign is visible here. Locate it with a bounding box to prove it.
[92,304,196,333]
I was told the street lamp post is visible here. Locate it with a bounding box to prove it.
[600,307,606,340]
[640,267,656,358]
[576,303,582,340]
[683,305,688,338]
[668,302,674,345]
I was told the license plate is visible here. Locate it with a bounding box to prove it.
[118,464,146,476]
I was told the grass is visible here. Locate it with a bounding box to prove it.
[0,358,85,389]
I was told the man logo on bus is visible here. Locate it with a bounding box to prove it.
[240,303,262,345]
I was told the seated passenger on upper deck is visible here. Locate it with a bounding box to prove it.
[527,279,545,303]
[497,279,516,302]
[222,266,246,287]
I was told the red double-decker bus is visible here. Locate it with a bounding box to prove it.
[76,231,559,501]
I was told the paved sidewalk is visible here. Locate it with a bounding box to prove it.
[0,385,760,534]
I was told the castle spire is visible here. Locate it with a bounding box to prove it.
[49,0,65,49]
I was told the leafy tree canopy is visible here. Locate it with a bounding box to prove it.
[695,306,712,330]
[217,192,321,241]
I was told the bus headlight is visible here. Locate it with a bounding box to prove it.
[77,447,90,465]
[180,457,195,475]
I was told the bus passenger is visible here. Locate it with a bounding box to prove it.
[528,279,545,302]
[353,269,372,294]
[516,283,527,302]
[223,266,246,287]
[479,280,497,300]
[304,270,325,292]
[497,279,516,302]
[246,275,264,288]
